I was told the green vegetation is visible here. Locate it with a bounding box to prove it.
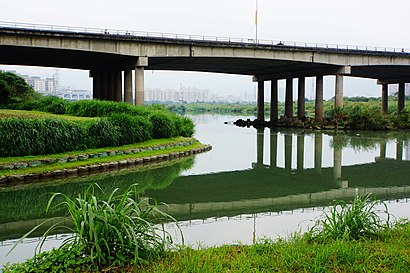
[0,98,195,157]
[0,71,38,103]
[3,194,409,272]
[4,184,179,272]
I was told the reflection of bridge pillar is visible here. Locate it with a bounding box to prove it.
[380,140,387,159]
[297,77,305,119]
[124,69,133,104]
[285,78,293,118]
[396,140,403,161]
[257,128,264,165]
[270,80,278,125]
[333,146,342,181]
[114,71,123,102]
[285,134,292,171]
[91,71,101,99]
[297,134,304,172]
[335,74,344,108]
[270,129,277,168]
[135,57,148,106]
[398,83,405,115]
[381,84,388,114]
[257,81,265,121]
[314,132,323,174]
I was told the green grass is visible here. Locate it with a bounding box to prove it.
[0,140,202,176]
[0,109,92,122]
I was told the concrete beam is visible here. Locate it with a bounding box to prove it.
[253,66,351,82]
[135,57,148,106]
[378,78,410,84]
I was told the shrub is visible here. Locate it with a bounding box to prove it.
[6,184,180,271]
[65,100,150,117]
[175,116,195,137]
[86,118,120,148]
[307,193,392,241]
[109,113,152,144]
[150,112,177,139]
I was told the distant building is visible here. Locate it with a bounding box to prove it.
[388,83,410,96]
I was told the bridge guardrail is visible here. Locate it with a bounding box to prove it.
[0,21,408,54]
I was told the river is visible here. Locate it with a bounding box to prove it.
[1,114,410,266]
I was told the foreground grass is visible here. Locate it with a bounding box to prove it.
[132,223,409,273]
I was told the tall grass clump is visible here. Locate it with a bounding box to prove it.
[65,100,150,117]
[7,184,180,271]
[150,112,178,139]
[307,193,392,241]
[0,117,87,157]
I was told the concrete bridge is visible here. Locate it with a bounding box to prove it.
[1,22,410,122]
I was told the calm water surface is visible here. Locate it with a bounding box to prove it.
[1,114,410,265]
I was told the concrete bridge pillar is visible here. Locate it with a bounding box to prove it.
[124,69,133,104]
[297,134,304,172]
[108,73,115,101]
[270,79,278,126]
[398,82,405,114]
[284,134,292,171]
[335,74,344,108]
[285,78,293,118]
[315,76,324,123]
[297,77,305,119]
[257,81,265,122]
[90,71,101,99]
[114,71,122,102]
[270,129,277,168]
[100,73,108,100]
[135,57,148,106]
[314,132,323,174]
[381,83,388,114]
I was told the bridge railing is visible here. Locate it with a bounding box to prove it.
[0,21,408,54]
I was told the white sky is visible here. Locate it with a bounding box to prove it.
[1,0,409,98]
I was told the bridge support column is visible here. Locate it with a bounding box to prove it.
[335,74,343,108]
[315,76,324,123]
[270,129,277,168]
[270,80,278,126]
[114,71,122,102]
[108,73,115,101]
[398,82,405,114]
[124,69,133,104]
[135,57,148,106]
[285,134,292,171]
[297,77,305,119]
[297,134,304,172]
[285,78,293,118]
[100,73,108,100]
[257,81,265,122]
[381,83,388,114]
[91,71,101,99]
[314,132,322,174]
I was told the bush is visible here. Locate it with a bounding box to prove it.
[175,116,195,137]
[0,118,87,157]
[150,112,177,139]
[65,100,150,117]
[0,71,36,103]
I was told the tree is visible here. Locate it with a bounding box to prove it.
[0,71,36,104]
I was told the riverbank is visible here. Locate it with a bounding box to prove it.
[3,221,409,272]
[0,137,211,186]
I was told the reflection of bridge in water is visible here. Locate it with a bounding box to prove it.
[1,130,410,240]
[150,130,410,220]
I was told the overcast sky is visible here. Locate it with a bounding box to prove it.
[1,0,409,99]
